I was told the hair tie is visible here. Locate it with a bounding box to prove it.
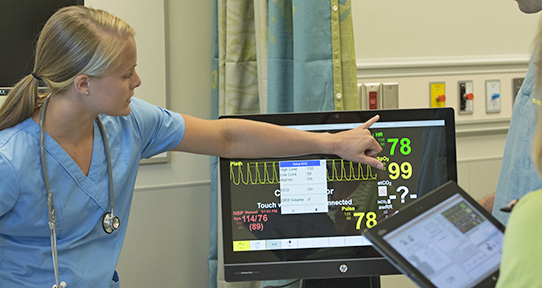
[31,72,42,81]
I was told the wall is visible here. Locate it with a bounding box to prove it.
[353,0,540,59]
[115,1,214,287]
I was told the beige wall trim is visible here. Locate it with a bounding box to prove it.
[134,181,211,193]
[455,117,511,137]
[457,155,503,164]
[357,55,530,78]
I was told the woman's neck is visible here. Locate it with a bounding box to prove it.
[33,94,97,176]
[34,94,97,142]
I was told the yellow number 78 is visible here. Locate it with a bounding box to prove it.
[354,212,378,229]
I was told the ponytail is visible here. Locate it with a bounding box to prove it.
[0,75,46,131]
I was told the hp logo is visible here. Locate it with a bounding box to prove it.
[339,264,348,274]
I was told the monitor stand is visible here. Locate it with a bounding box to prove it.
[302,277,381,288]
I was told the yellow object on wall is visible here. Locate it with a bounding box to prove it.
[430,82,446,108]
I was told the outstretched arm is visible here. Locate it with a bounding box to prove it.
[172,114,383,169]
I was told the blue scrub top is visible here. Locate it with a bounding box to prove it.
[492,50,542,225]
[0,98,185,287]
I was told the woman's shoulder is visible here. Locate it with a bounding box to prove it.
[0,118,38,151]
[102,97,183,132]
[128,97,174,120]
[102,97,168,124]
[0,121,32,206]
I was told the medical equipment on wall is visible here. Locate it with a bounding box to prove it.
[40,96,119,288]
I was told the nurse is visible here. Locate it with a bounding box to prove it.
[0,6,383,288]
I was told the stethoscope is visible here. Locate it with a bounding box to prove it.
[39,96,119,288]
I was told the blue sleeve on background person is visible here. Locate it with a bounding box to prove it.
[492,49,542,225]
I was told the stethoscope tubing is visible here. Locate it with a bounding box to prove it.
[39,96,62,288]
[96,112,116,217]
[39,95,117,288]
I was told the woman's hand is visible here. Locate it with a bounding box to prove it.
[331,115,383,169]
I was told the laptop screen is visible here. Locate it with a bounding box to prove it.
[382,192,503,288]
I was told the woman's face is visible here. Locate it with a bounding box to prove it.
[87,36,141,117]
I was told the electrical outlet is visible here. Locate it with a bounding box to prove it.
[382,83,399,109]
[486,80,501,114]
[430,82,446,108]
[364,83,381,110]
[458,81,474,115]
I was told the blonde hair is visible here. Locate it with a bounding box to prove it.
[0,6,135,131]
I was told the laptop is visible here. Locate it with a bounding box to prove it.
[363,181,505,288]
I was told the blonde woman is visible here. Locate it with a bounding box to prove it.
[0,6,382,287]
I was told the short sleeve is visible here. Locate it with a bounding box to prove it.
[0,153,19,217]
[127,98,185,159]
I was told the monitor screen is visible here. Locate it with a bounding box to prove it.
[219,108,457,283]
[0,0,84,95]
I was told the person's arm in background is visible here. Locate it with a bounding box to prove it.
[479,194,495,213]
[479,194,519,213]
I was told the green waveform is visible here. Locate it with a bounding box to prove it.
[327,159,377,182]
[230,161,280,186]
[229,159,377,186]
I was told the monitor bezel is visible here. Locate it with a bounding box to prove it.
[219,107,457,282]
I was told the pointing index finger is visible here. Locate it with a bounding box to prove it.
[360,115,380,129]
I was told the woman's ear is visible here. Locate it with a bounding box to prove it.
[73,74,91,95]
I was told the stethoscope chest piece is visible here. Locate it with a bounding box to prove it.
[52,281,67,288]
[102,212,120,234]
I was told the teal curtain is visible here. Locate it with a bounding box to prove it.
[210,1,358,287]
[268,0,335,112]
[209,1,219,287]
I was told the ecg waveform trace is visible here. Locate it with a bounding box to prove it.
[230,160,377,186]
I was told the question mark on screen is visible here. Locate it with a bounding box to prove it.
[397,186,409,203]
